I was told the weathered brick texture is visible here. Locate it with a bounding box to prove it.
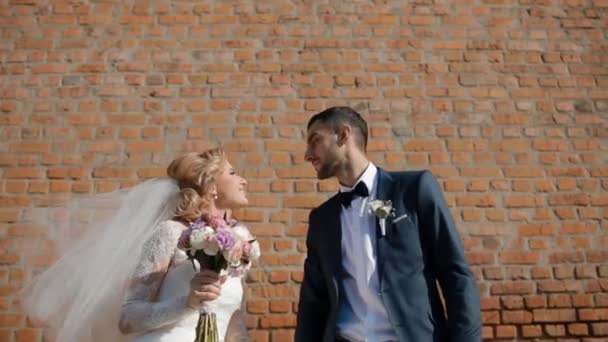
[1,0,607,341]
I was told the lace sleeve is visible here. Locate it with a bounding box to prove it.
[118,220,196,334]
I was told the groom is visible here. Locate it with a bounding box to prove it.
[295,106,482,342]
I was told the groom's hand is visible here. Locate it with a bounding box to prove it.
[187,270,226,309]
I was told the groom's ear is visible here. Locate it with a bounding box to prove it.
[337,124,352,146]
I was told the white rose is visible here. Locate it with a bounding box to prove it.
[231,224,252,242]
[190,226,218,255]
[369,200,383,212]
[248,240,261,260]
[376,206,391,218]
[369,200,392,219]
[200,226,219,255]
[189,229,207,250]
[202,239,219,256]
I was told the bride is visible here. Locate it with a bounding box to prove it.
[20,148,257,342]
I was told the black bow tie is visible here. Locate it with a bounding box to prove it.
[339,182,369,207]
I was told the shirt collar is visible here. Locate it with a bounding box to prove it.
[338,162,377,195]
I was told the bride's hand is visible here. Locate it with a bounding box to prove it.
[187,270,226,309]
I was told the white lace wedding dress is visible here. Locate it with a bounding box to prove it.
[120,220,244,342]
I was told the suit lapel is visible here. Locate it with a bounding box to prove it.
[325,196,343,301]
[374,168,395,286]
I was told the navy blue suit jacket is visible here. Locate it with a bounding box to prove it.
[295,169,482,342]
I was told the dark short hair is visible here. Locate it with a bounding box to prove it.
[307,106,368,151]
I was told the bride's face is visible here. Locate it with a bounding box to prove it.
[213,159,248,209]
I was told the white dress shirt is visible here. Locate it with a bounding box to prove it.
[336,162,398,342]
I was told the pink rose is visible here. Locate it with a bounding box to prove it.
[206,215,226,229]
[242,242,252,256]
[223,240,243,266]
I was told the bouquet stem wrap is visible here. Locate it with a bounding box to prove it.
[195,312,218,342]
[178,214,261,342]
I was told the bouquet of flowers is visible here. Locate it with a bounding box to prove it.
[178,213,260,342]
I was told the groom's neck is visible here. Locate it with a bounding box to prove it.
[337,150,369,188]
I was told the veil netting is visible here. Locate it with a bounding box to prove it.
[19,178,180,342]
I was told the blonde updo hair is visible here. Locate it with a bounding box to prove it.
[166,148,226,222]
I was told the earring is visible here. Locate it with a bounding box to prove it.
[213,194,218,200]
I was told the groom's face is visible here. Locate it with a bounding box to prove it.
[305,121,344,180]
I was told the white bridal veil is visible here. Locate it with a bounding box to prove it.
[20,178,180,342]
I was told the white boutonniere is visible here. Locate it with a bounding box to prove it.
[369,199,395,236]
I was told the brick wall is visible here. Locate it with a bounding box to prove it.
[1,0,607,341]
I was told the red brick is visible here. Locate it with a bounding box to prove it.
[481,310,500,324]
[534,309,577,322]
[495,325,517,338]
[455,194,496,207]
[548,251,585,264]
[524,295,547,309]
[270,329,294,342]
[505,195,543,208]
[499,252,540,265]
[549,294,573,308]
[572,294,594,308]
[126,141,164,153]
[402,139,443,151]
[568,323,589,336]
[545,324,566,336]
[268,271,290,284]
[518,223,556,236]
[15,328,39,342]
[502,310,533,324]
[592,322,608,336]
[579,309,608,321]
[4,168,44,179]
[522,324,543,338]
[159,15,196,24]
[466,253,495,265]
[491,282,535,295]
[247,301,268,314]
[481,326,494,340]
[5,181,27,194]
[0,314,22,327]
[460,167,500,177]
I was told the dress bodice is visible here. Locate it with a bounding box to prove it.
[121,220,245,342]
